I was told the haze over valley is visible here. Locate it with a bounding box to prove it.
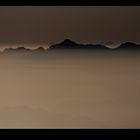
[0,6,140,128]
[0,39,139,128]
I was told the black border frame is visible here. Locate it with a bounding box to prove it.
[0,0,139,137]
[0,0,140,6]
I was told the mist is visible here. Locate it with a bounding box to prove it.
[0,51,140,128]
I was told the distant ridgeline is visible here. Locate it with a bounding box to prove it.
[47,39,108,50]
[0,39,140,59]
[47,39,140,51]
[1,46,47,59]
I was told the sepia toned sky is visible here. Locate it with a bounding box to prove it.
[0,6,140,47]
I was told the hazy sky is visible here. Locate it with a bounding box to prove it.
[0,6,140,47]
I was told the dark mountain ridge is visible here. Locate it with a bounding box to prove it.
[117,42,140,50]
[0,39,140,59]
[48,39,109,50]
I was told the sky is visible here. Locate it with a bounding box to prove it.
[0,6,140,48]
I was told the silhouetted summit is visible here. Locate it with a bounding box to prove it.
[32,47,46,58]
[58,39,80,46]
[3,47,46,54]
[118,42,140,50]
[33,47,46,53]
[1,40,140,60]
[48,39,108,50]
[3,47,31,54]
[1,46,46,59]
[48,39,80,50]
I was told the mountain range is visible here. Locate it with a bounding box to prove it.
[48,39,109,50]
[0,39,140,58]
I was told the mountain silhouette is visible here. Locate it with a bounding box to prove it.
[32,47,46,54]
[32,47,46,58]
[117,42,140,50]
[3,47,30,53]
[3,47,46,54]
[33,47,46,52]
[1,46,46,59]
[57,39,80,46]
[0,40,140,60]
[48,39,109,50]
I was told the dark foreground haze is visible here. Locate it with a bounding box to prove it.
[0,48,140,128]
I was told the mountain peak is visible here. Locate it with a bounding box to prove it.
[58,39,79,46]
[4,47,29,53]
[16,47,26,50]
[118,42,140,49]
[48,39,109,50]
[35,47,45,51]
